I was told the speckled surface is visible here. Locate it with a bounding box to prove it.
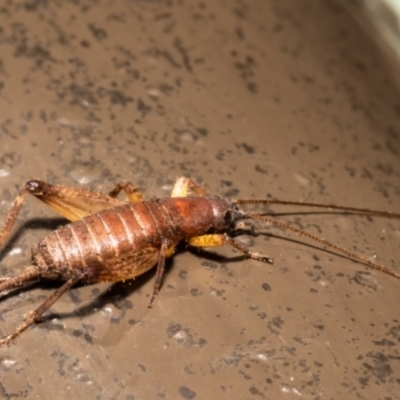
[0,1,399,399]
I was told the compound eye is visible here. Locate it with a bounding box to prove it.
[224,210,235,224]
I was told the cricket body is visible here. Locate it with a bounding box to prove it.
[0,177,400,346]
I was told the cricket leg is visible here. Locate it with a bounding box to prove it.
[0,184,32,251]
[0,272,84,346]
[148,239,175,307]
[108,180,144,203]
[188,233,274,264]
[0,266,41,294]
[171,176,207,198]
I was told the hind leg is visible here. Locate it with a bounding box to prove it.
[0,272,84,346]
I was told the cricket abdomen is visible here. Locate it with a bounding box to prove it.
[31,197,227,283]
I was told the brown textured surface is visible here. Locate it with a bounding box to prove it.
[0,1,400,399]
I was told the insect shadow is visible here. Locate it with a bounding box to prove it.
[0,217,68,261]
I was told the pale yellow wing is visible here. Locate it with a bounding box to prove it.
[29,181,125,221]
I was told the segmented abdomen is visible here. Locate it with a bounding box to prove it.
[32,200,187,282]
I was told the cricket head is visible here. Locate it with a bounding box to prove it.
[208,197,247,231]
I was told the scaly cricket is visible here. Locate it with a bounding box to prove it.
[0,176,399,346]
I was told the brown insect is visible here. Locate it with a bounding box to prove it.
[0,176,399,346]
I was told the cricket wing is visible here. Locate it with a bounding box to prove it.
[29,181,125,221]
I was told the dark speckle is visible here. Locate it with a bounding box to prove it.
[314,361,323,368]
[302,75,315,84]
[0,152,22,168]
[386,125,399,139]
[220,180,233,187]
[272,316,284,329]
[247,82,258,93]
[137,98,152,117]
[114,297,133,310]
[198,338,207,347]
[179,270,187,279]
[249,386,261,395]
[138,364,146,373]
[110,90,133,106]
[375,162,394,176]
[372,339,395,347]
[358,376,369,386]
[148,47,181,69]
[96,87,133,106]
[261,283,271,291]
[215,150,225,161]
[255,164,267,174]
[167,322,182,338]
[14,44,56,63]
[88,24,108,41]
[174,37,192,72]
[360,167,372,179]
[233,7,247,19]
[235,27,244,40]
[233,55,258,91]
[195,127,208,136]
[224,188,239,197]
[201,261,218,270]
[240,142,255,154]
[80,40,91,48]
[353,60,366,72]
[178,386,196,399]
[362,352,394,383]
[24,0,47,11]
[314,324,324,330]
[239,370,251,380]
[190,288,201,296]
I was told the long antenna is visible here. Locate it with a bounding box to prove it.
[235,199,400,219]
[244,212,400,280]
